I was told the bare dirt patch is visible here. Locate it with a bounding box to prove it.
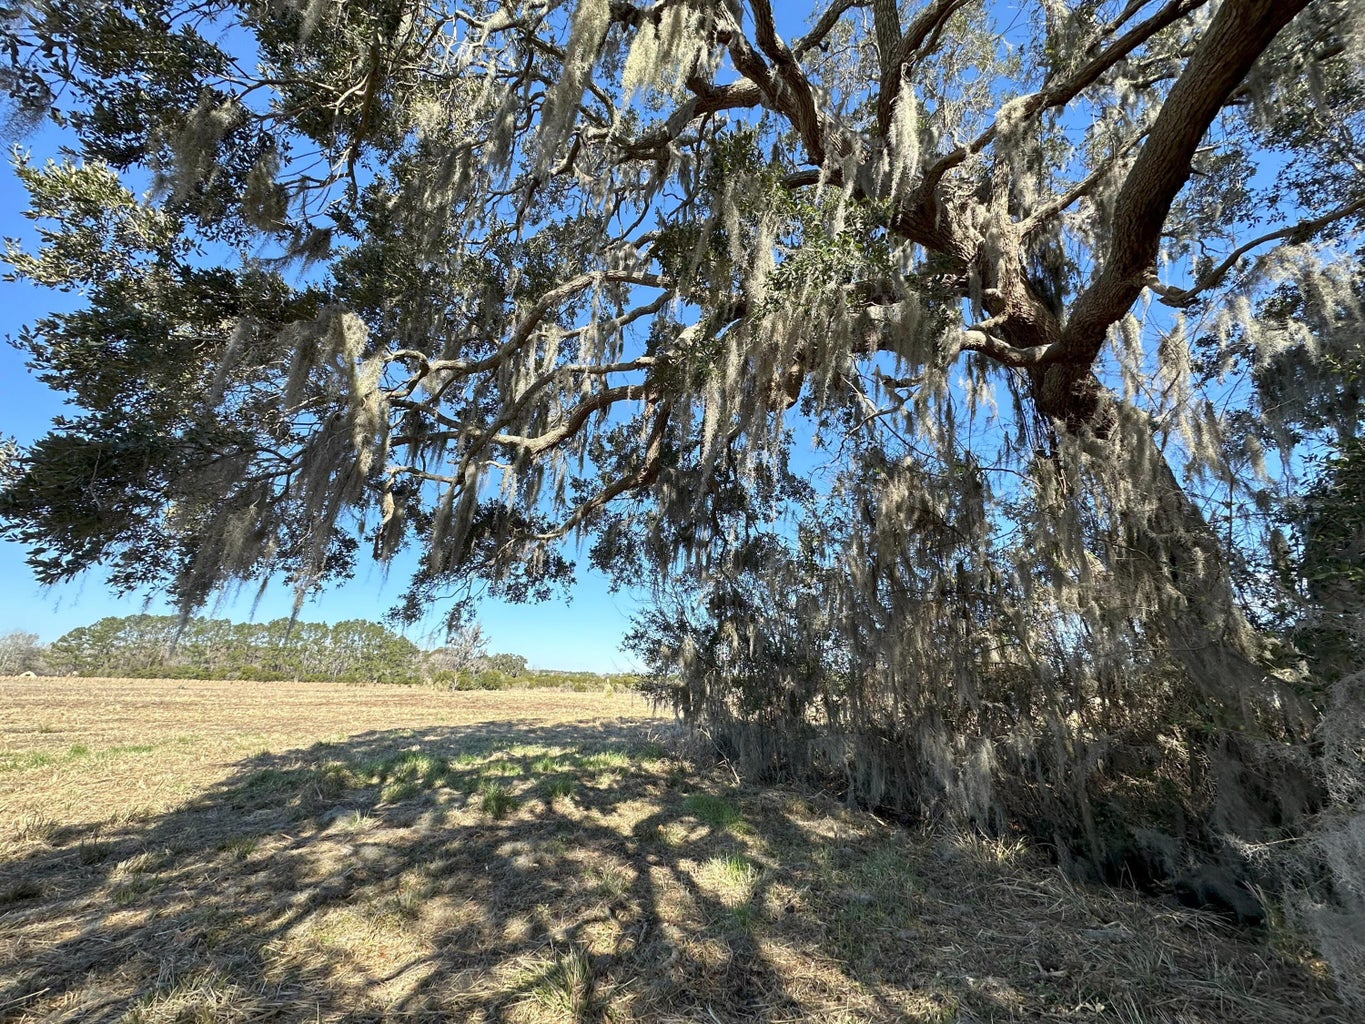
[0,678,1349,1022]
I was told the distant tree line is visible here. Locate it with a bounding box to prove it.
[3,616,641,690]
[44,615,423,683]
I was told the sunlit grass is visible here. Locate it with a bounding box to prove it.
[0,678,1342,1024]
[478,780,518,819]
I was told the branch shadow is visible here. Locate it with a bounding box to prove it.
[0,717,1349,1023]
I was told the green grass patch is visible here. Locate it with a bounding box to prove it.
[242,767,299,793]
[381,778,423,803]
[684,792,745,830]
[539,776,575,803]
[628,739,666,761]
[308,749,463,800]
[697,854,762,920]
[531,753,567,773]
[578,748,633,776]
[0,742,162,774]
[0,742,130,773]
[350,750,447,784]
[0,751,56,772]
[478,781,518,819]
[220,836,258,860]
[519,947,601,1019]
[483,756,521,777]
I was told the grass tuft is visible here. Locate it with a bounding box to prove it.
[698,853,761,912]
[532,753,572,773]
[539,776,575,803]
[580,748,632,773]
[478,781,518,819]
[519,946,601,1021]
[683,792,744,830]
[13,811,58,843]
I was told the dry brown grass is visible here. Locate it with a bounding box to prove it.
[0,677,1350,1022]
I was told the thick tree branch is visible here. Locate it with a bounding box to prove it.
[875,0,974,135]
[740,1,829,164]
[1062,0,1313,363]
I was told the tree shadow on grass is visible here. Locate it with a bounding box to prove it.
[0,718,1350,1023]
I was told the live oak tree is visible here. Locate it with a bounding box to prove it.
[2,0,1364,989]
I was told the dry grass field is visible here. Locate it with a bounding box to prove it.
[0,677,1349,1023]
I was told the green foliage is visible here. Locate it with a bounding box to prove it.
[484,652,528,676]
[46,614,422,683]
[682,793,744,831]
[0,153,342,604]
[1289,436,1365,676]
[3,1,1365,1001]
[1299,436,1365,599]
[539,776,575,803]
[431,664,641,692]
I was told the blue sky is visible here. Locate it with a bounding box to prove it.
[0,151,649,672]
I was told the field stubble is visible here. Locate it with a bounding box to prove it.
[0,677,1349,1023]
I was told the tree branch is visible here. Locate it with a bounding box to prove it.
[1153,195,1365,307]
[534,401,672,541]
[1019,131,1148,239]
[1062,0,1313,362]
[876,0,974,135]
[917,0,1206,194]
[743,0,829,164]
[494,384,649,455]
[794,0,868,58]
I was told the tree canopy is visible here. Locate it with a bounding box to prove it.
[2,0,1364,992]
[44,613,424,682]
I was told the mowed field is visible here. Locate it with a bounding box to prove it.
[0,678,1349,1023]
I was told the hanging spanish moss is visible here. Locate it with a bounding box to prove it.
[3,0,1364,1001]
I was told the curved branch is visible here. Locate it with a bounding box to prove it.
[418,269,666,400]
[495,383,649,455]
[718,3,827,164]
[534,401,672,541]
[1153,195,1365,307]
[876,0,974,135]
[1019,130,1148,238]
[794,0,868,58]
[918,0,1206,195]
[1062,0,1313,362]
